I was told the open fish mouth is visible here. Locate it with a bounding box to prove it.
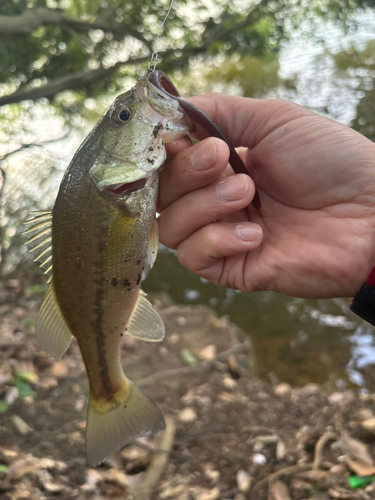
[104,178,147,197]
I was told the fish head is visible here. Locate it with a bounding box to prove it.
[89,77,193,197]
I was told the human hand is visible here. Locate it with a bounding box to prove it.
[157,95,375,298]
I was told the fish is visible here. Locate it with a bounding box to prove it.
[25,76,193,466]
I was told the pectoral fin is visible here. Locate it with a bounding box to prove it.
[126,290,165,342]
[145,216,159,269]
[36,283,73,360]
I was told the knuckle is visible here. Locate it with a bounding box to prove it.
[177,244,192,270]
[157,221,177,250]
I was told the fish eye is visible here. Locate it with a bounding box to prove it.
[113,106,132,125]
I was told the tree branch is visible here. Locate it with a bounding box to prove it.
[0,45,199,107]
[0,167,5,275]
[0,133,69,162]
[0,2,266,108]
[202,0,271,48]
[0,61,131,106]
[0,6,151,48]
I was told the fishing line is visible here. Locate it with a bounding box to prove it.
[148,0,175,72]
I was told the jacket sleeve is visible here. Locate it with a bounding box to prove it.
[350,266,375,326]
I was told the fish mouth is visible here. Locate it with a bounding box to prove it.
[104,178,147,197]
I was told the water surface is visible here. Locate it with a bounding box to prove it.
[144,246,375,391]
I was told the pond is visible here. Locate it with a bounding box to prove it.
[144,246,375,391]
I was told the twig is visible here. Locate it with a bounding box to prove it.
[0,167,5,274]
[129,416,176,500]
[252,429,338,498]
[138,364,210,388]
[251,463,313,498]
[313,432,336,470]
[138,342,249,388]
[0,132,69,162]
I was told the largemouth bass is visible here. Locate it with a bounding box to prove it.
[25,77,192,466]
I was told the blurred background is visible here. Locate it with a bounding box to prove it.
[1,0,375,391]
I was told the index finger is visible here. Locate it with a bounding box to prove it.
[158,137,231,213]
[185,93,309,150]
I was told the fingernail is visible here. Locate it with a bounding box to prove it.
[236,224,262,241]
[216,175,249,201]
[190,138,217,171]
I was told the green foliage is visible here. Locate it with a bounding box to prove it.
[0,0,363,114]
[20,317,36,327]
[180,348,198,366]
[25,283,49,296]
[207,53,281,98]
[12,371,37,398]
[0,401,9,414]
[333,40,375,141]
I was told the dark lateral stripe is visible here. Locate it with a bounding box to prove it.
[92,223,113,397]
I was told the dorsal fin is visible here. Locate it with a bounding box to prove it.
[24,211,53,278]
[126,290,164,342]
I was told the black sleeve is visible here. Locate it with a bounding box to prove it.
[350,266,375,326]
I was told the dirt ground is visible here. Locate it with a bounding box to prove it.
[1,276,375,500]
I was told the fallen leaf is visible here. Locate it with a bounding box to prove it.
[11,415,32,435]
[341,432,374,466]
[178,407,197,423]
[271,481,292,500]
[121,445,150,462]
[7,455,38,478]
[198,344,216,361]
[101,468,128,487]
[217,392,237,403]
[228,354,241,378]
[180,349,197,366]
[82,469,102,491]
[356,408,374,420]
[196,487,220,500]
[276,440,287,460]
[74,395,86,412]
[202,463,220,483]
[345,457,375,476]
[222,375,237,390]
[274,383,292,397]
[236,469,252,492]
[15,371,38,383]
[362,418,375,431]
[37,470,70,493]
[52,361,68,378]
[5,387,19,405]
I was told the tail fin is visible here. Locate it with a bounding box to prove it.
[86,382,165,467]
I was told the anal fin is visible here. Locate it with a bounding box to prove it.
[36,283,73,360]
[126,290,165,342]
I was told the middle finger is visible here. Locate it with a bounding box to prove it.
[158,173,255,249]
